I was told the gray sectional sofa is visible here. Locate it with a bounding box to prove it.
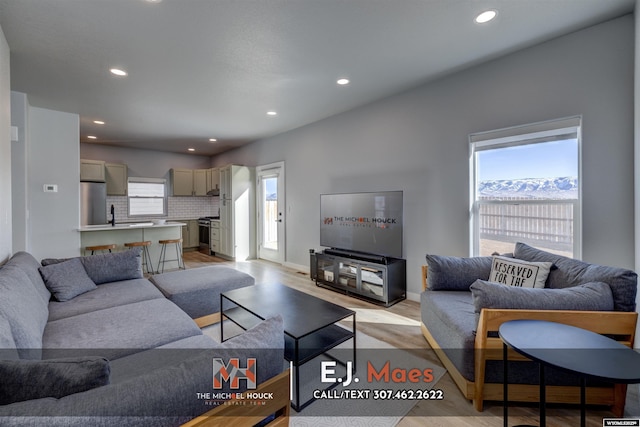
[421,242,638,414]
[0,250,288,426]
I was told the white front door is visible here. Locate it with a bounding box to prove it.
[257,162,285,263]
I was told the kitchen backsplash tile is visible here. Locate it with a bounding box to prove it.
[106,196,220,221]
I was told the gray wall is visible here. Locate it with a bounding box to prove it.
[634,0,639,346]
[28,107,80,260]
[0,25,10,263]
[80,143,211,180]
[214,15,635,298]
[11,92,29,252]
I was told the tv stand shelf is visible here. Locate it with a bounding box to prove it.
[314,250,406,307]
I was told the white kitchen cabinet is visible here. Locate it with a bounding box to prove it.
[218,165,254,260]
[171,168,194,196]
[80,159,106,182]
[181,219,200,249]
[193,169,208,196]
[208,168,220,193]
[105,163,127,195]
[210,220,220,253]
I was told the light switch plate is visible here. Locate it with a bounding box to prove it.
[43,184,58,193]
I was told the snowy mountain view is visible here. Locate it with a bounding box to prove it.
[478,177,578,200]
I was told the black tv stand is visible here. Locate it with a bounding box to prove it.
[314,249,406,307]
[323,248,389,264]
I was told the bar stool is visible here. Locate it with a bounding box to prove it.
[124,241,154,275]
[157,238,185,273]
[85,244,116,256]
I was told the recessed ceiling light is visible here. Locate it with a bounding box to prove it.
[188,148,195,152]
[209,138,217,142]
[337,78,350,85]
[109,68,128,77]
[87,135,97,140]
[145,0,162,3]
[93,120,105,125]
[475,10,497,24]
[267,111,277,116]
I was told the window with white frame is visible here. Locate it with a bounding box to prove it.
[128,178,167,217]
[469,116,581,258]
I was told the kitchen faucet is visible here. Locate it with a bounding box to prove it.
[110,204,115,226]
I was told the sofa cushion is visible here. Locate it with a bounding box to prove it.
[0,315,19,361]
[150,266,255,318]
[47,278,165,322]
[425,255,492,291]
[514,242,637,311]
[0,356,110,405]
[43,299,202,361]
[39,258,97,302]
[489,256,552,288]
[0,267,48,359]
[470,279,615,316]
[109,316,283,388]
[3,252,51,303]
[0,317,284,424]
[420,290,476,381]
[80,249,143,285]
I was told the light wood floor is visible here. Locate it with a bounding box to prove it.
[183,251,640,426]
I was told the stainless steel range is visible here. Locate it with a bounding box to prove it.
[198,216,219,254]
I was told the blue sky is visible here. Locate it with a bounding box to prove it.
[264,176,277,196]
[477,138,578,181]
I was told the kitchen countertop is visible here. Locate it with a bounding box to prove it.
[78,222,186,232]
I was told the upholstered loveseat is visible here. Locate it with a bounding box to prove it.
[421,242,638,415]
[0,250,290,426]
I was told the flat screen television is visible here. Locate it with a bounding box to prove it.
[320,191,403,259]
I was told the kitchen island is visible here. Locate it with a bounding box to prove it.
[79,222,186,272]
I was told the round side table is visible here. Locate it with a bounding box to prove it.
[499,319,640,427]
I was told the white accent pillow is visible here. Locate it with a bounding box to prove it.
[489,255,553,288]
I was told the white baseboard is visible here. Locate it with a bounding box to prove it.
[282,261,309,273]
[406,291,420,302]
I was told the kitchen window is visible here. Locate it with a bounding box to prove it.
[469,116,581,258]
[128,178,167,217]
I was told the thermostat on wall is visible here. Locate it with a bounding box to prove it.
[43,184,58,193]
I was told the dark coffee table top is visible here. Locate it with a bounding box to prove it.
[499,319,640,384]
[221,283,355,339]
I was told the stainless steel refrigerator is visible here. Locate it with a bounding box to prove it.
[80,182,107,226]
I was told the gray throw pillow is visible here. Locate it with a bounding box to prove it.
[80,248,143,285]
[514,242,637,312]
[425,255,493,291]
[470,279,614,317]
[40,257,71,267]
[0,356,110,405]
[39,258,97,302]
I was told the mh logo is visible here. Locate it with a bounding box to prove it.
[212,358,257,390]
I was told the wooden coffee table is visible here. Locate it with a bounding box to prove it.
[220,282,356,411]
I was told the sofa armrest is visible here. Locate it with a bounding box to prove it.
[421,265,428,292]
[473,308,638,411]
[181,369,290,427]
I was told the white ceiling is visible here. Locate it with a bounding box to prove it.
[0,0,635,156]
